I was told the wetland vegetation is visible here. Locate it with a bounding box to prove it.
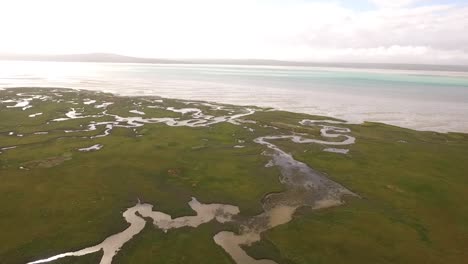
[1,88,467,264]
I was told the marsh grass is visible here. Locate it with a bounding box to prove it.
[1,88,467,264]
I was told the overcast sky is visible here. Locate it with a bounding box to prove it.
[0,0,467,64]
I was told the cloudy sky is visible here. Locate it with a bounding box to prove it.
[0,0,467,64]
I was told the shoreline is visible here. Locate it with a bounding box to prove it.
[2,86,467,135]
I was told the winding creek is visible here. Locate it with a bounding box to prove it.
[214,123,357,264]
[1,90,357,264]
[28,198,240,264]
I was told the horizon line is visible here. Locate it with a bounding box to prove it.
[1,52,468,71]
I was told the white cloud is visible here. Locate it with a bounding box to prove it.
[369,0,422,8]
[0,0,467,64]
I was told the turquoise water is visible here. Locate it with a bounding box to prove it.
[1,61,468,132]
[95,63,468,102]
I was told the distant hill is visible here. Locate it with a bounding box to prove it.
[0,53,178,64]
[1,53,467,72]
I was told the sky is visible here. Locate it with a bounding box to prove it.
[0,0,467,64]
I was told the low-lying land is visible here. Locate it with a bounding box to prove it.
[0,88,467,264]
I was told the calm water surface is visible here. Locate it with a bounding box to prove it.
[1,61,468,132]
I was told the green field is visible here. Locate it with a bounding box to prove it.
[1,88,467,264]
